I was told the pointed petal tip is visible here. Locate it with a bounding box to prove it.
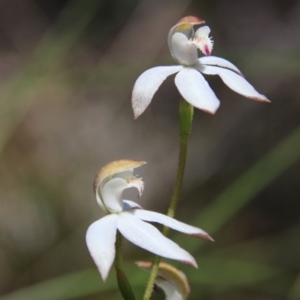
[177,252,198,269]
[248,95,271,103]
[132,102,144,120]
[189,231,214,242]
[261,97,271,103]
[201,107,218,115]
[181,258,198,269]
[206,234,215,242]
[198,100,220,115]
[100,271,109,282]
[133,110,141,120]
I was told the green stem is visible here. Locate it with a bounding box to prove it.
[165,100,194,221]
[115,231,123,268]
[142,99,194,300]
[115,231,136,300]
[142,255,161,300]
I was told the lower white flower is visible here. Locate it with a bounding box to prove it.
[86,160,213,281]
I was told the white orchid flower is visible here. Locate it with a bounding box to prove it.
[136,261,190,300]
[86,159,213,281]
[132,15,270,119]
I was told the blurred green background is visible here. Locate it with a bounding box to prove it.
[0,0,299,299]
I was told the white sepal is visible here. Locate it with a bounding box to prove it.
[132,66,183,119]
[101,178,129,213]
[198,56,242,75]
[202,65,270,102]
[86,215,118,281]
[171,32,198,66]
[175,68,220,114]
[133,209,213,241]
[118,212,197,267]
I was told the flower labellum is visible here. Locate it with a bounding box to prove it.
[86,160,213,281]
[132,15,270,119]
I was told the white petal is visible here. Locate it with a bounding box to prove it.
[171,32,198,65]
[117,212,197,267]
[132,66,183,119]
[202,65,270,102]
[194,25,211,38]
[95,190,108,213]
[175,68,220,114]
[86,215,118,281]
[102,178,128,213]
[168,24,194,60]
[198,56,242,75]
[134,210,213,241]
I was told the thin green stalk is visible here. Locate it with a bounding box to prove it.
[142,99,194,300]
[165,100,194,222]
[142,255,161,300]
[115,231,136,300]
[115,231,123,270]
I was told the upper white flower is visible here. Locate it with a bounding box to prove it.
[132,15,270,119]
[86,159,213,281]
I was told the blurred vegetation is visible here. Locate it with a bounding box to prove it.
[0,0,299,299]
